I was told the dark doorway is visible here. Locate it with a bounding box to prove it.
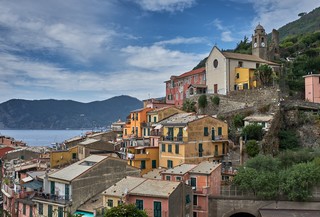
[230,213,255,217]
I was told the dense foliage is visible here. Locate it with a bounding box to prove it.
[245,140,260,157]
[182,99,196,112]
[233,151,320,201]
[234,36,252,54]
[105,204,148,217]
[241,124,263,141]
[210,95,220,106]
[198,95,208,109]
[278,129,299,150]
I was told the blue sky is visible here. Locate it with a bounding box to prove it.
[1,0,319,103]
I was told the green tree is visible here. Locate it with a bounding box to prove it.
[198,94,208,110]
[210,95,220,106]
[245,155,281,172]
[233,114,244,128]
[242,124,263,141]
[255,65,273,87]
[182,99,196,112]
[105,204,148,217]
[245,140,260,158]
[278,130,299,150]
[281,162,320,201]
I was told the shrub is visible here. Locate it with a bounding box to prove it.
[211,95,220,106]
[242,124,263,141]
[245,140,260,157]
[198,94,208,109]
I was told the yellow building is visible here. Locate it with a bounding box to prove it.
[143,106,184,147]
[123,107,153,139]
[127,146,159,175]
[234,67,257,90]
[50,146,78,168]
[102,176,146,209]
[159,113,229,168]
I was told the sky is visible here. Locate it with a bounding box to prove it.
[1,0,319,103]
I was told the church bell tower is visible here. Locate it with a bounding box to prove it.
[252,24,268,60]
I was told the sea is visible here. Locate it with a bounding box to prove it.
[0,130,89,147]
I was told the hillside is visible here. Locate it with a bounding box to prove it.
[0,95,142,129]
[277,7,320,40]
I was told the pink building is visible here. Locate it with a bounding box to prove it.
[304,74,320,103]
[161,164,197,182]
[165,67,206,107]
[126,179,193,217]
[188,162,221,217]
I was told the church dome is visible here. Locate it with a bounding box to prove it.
[255,24,264,30]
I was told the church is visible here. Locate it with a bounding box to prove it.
[205,24,281,95]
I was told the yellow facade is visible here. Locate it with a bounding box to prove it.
[102,195,122,209]
[235,67,257,90]
[128,146,159,175]
[123,107,153,139]
[50,146,78,168]
[159,116,229,168]
[144,107,184,137]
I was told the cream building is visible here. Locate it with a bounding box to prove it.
[206,24,280,95]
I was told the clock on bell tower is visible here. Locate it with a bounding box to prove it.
[252,24,268,60]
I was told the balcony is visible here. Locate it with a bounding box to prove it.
[212,135,228,141]
[32,192,71,205]
[193,186,209,195]
[1,183,15,198]
[163,136,187,142]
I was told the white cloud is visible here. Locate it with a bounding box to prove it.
[229,0,320,33]
[133,0,196,12]
[154,36,208,46]
[212,18,224,31]
[221,31,234,42]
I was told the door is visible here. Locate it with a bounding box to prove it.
[50,181,55,195]
[211,128,215,140]
[214,84,218,93]
[154,201,162,217]
[65,184,70,200]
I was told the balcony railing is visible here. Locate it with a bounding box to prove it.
[163,136,187,142]
[33,192,71,204]
[1,183,15,198]
[193,186,209,195]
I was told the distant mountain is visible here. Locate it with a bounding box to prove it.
[0,95,142,129]
[277,7,320,40]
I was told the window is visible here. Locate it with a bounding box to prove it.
[243,83,248,89]
[168,144,172,152]
[238,61,243,67]
[136,199,144,210]
[193,195,198,205]
[141,160,146,169]
[50,181,55,195]
[191,177,196,187]
[154,117,157,123]
[162,144,166,152]
[198,143,203,157]
[256,63,260,68]
[152,160,157,168]
[23,204,26,215]
[72,153,77,159]
[108,199,113,207]
[215,145,219,156]
[176,176,181,181]
[204,127,209,136]
[48,205,53,217]
[222,143,226,155]
[236,73,240,79]
[58,207,63,217]
[118,200,122,206]
[218,127,222,136]
[136,113,139,120]
[167,160,173,169]
[143,128,146,136]
[154,201,162,217]
[124,129,127,135]
[177,127,183,141]
[186,194,191,204]
[148,115,151,122]
[136,127,138,135]
[166,175,171,181]
[132,127,135,134]
[213,59,218,68]
[38,203,43,215]
[65,184,70,200]
[175,144,179,154]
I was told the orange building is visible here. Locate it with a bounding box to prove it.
[123,107,153,140]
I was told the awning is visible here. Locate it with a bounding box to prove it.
[22,176,33,183]
[21,180,43,190]
[154,124,163,130]
[260,210,320,217]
